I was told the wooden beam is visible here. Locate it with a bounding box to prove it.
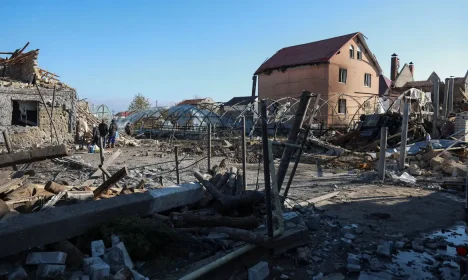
[93,167,128,199]
[82,149,121,187]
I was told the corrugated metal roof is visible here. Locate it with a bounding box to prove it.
[254,32,359,75]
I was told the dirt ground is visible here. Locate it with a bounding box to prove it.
[2,143,467,279]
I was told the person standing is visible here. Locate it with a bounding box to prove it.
[125,122,132,135]
[108,119,118,148]
[98,119,108,149]
[92,124,100,146]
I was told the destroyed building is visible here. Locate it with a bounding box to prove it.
[0,44,77,147]
[254,32,383,128]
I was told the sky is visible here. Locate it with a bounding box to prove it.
[3,0,468,112]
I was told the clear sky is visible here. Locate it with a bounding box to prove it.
[3,0,467,112]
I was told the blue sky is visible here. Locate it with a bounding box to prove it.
[3,0,467,112]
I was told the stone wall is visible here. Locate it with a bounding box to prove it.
[3,50,39,83]
[0,85,77,148]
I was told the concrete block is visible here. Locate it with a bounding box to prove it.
[67,191,94,201]
[82,257,103,275]
[282,212,301,223]
[37,264,65,278]
[340,238,353,249]
[26,251,67,264]
[347,263,361,272]
[70,271,89,280]
[248,261,269,280]
[347,253,360,265]
[103,246,124,274]
[111,234,120,247]
[7,265,27,280]
[115,242,133,269]
[376,241,393,257]
[344,233,356,240]
[91,240,105,257]
[131,269,148,280]
[88,262,110,280]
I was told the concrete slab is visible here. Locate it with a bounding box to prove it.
[147,182,204,213]
[37,264,65,278]
[26,252,67,264]
[0,182,203,258]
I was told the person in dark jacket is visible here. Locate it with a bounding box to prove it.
[125,122,132,136]
[92,124,100,146]
[108,119,118,148]
[98,119,108,148]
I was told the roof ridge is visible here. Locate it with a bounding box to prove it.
[278,32,360,51]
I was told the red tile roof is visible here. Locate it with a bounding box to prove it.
[254,32,359,75]
[177,99,205,105]
[115,111,132,117]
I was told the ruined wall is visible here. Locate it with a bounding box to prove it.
[394,64,414,87]
[3,50,39,83]
[0,85,77,147]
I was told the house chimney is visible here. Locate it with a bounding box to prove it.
[409,62,414,76]
[390,53,399,81]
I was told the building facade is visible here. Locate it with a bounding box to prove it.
[254,32,382,127]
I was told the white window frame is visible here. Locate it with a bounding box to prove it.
[349,45,354,59]
[339,68,347,84]
[364,73,371,87]
[357,46,362,60]
[338,98,347,114]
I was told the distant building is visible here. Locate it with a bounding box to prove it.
[114,111,132,119]
[177,97,217,111]
[254,32,382,127]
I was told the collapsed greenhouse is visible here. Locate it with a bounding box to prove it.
[114,96,327,139]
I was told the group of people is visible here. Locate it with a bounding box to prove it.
[92,119,119,148]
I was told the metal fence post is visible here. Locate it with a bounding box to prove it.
[378,127,388,180]
[175,146,180,185]
[399,98,409,170]
[260,99,273,237]
[241,116,247,189]
[207,124,212,172]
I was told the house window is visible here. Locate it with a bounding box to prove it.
[364,73,372,87]
[12,100,39,126]
[349,45,354,59]
[338,98,347,114]
[357,46,362,60]
[339,68,347,83]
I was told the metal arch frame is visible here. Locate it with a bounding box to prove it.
[94,104,112,121]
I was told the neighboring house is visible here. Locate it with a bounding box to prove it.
[254,32,382,127]
[114,111,132,119]
[222,96,258,113]
[177,97,217,112]
[388,54,445,107]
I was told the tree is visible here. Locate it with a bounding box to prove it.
[128,93,151,112]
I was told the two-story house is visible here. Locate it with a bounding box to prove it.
[254,32,382,127]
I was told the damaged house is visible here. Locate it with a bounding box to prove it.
[0,43,77,147]
[254,32,383,128]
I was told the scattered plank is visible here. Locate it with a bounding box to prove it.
[81,149,121,187]
[41,191,67,210]
[93,167,128,199]
[296,191,340,207]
